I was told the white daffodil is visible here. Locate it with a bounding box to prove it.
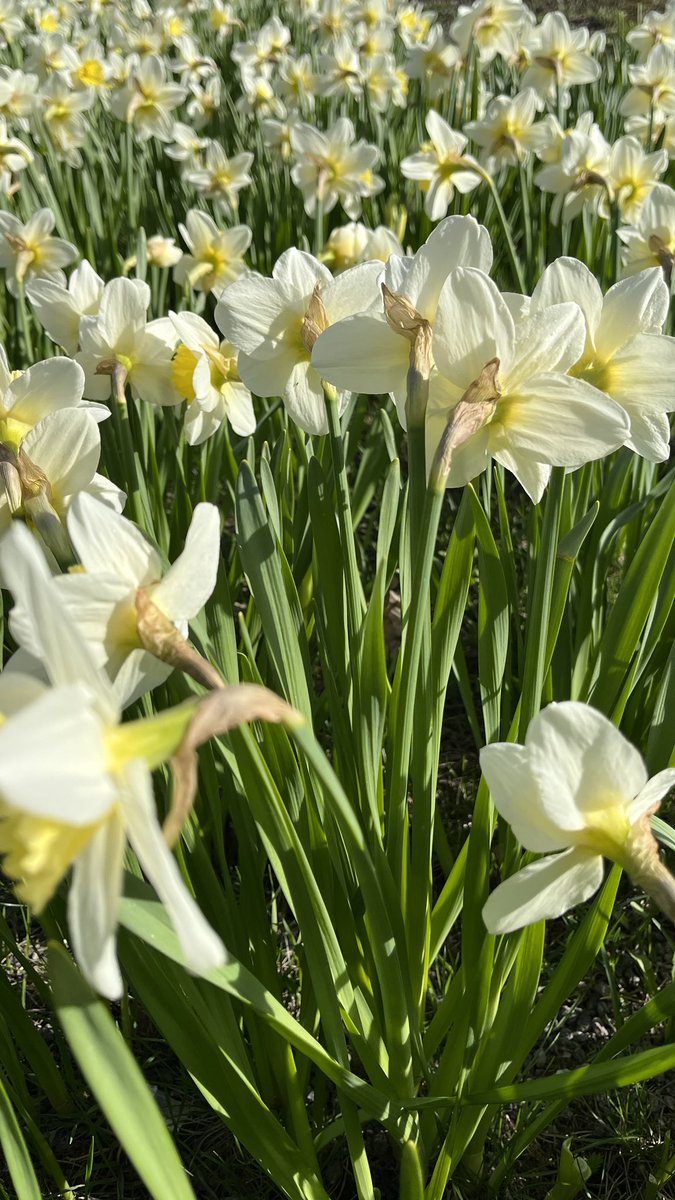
[164,119,208,163]
[169,311,256,445]
[0,208,78,297]
[465,90,546,173]
[215,248,383,435]
[313,214,493,424]
[173,209,251,298]
[535,112,611,224]
[401,110,482,221]
[451,0,532,64]
[290,117,385,220]
[627,7,675,60]
[0,68,39,131]
[0,115,33,193]
[0,520,226,998]
[27,259,105,355]
[0,406,124,562]
[481,702,675,934]
[607,135,668,222]
[0,347,105,453]
[278,53,317,111]
[10,493,221,707]
[76,277,180,407]
[405,26,460,102]
[146,235,183,268]
[425,267,630,501]
[316,35,364,100]
[531,258,675,461]
[40,75,96,167]
[619,44,675,120]
[185,141,254,210]
[520,13,601,106]
[110,54,187,141]
[619,182,675,285]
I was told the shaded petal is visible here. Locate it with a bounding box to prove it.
[151,503,220,621]
[595,269,670,360]
[434,268,515,390]
[68,814,126,999]
[7,358,85,425]
[532,257,602,348]
[630,769,675,822]
[121,760,226,974]
[68,492,160,586]
[285,360,329,435]
[507,302,586,391]
[483,847,604,934]
[0,683,114,823]
[480,742,570,851]
[312,314,407,395]
[500,375,629,466]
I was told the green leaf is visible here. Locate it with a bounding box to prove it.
[469,1040,675,1105]
[48,944,196,1200]
[0,1078,41,1200]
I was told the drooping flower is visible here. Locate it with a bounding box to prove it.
[481,702,675,934]
[0,521,229,998]
[10,493,221,707]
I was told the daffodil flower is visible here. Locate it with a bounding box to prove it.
[173,209,252,299]
[9,493,221,707]
[0,522,226,999]
[0,208,78,297]
[531,257,675,461]
[426,267,630,500]
[312,214,493,425]
[76,277,181,408]
[481,702,675,934]
[215,247,383,435]
[619,182,675,285]
[401,110,482,221]
[27,259,105,356]
[169,311,256,445]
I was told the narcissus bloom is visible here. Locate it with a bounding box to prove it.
[521,13,601,106]
[169,311,256,444]
[290,117,384,219]
[0,208,78,296]
[532,258,675,460]
[215,247,382,434]
[173,209,252,298]
[481,702,675,934]
[76,277,180,407]
[0,522,226,998]
[10,494,221,707]
[400,110,482,221]
[619,182,675,284]
[110,54,187,141]
[313,214,493,423]
[27,259,104,355]
[426,267,630,500]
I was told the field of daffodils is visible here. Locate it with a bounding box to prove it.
[1,0,675,1197]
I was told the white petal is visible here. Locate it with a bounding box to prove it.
[68,492,161,586]
[312,314,407,396]
[532,257,602,347]
[68,814,126,999]
[595,269,670,360]
[97,278,149,353]
[323,260,383,322]
[6,358,85,425]
[0,683,114,823]
[434,268,515,390]
[121,760,226,974]
[507,303,586,391]
[150,502,220,621]
[500,375,629,466]
[22,409,100,504]
[0,522,118,721]
[237,345,297,398]
[214,274,289,356]
[480,742,570,851]
[608,333,675,415]
[483,848,604,934]
[493,446,551,503]
[630,769,675,822]
[526,702,648,828]
[284,360,329,435]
